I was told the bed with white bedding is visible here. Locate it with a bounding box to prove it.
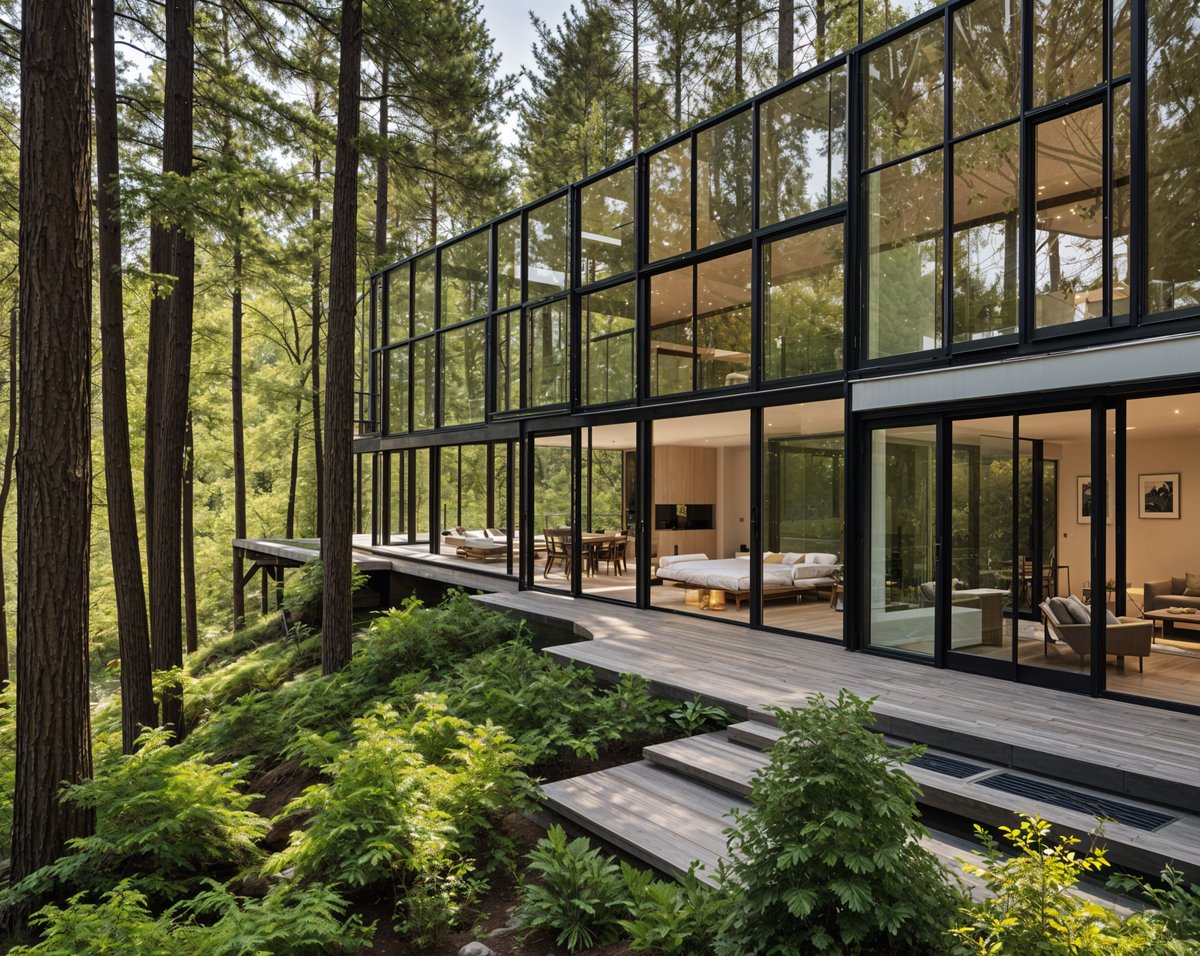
[656,552,839,610]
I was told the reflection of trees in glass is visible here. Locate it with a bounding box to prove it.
[581,168,635,282]
[414,448,431,536]
[441,320,486,426]
[1032,0,1102,106]
[413,253,436,335]
[952,125,1019,341]
[862,0,943,43]
[440,231,490,326]
[759,66,847,227]
[952,0,1020,135]
[528,196,569,299]
[878,434,936,603]
[534,444,573,532]
[387,265,410,342]
[794,0,859,70]
[494,310,520,412]
[696,251,751,390]
[867,151,943,358]
[697,110,753,246]
[586,447,626,531]
[412,338,436,430]
[864,17,944,166]
[649,140,692,261]
[763,224,844,379]
[584,282,636,405]
[1112,84,1131,315]
[387,346,409,434]
[1147,0,1200,311]
[765,434,844,555]
[527,299,569,406]
[496,216,522,310]
[950,438,1013,589]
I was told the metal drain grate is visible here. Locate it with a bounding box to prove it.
[910,752,989,779]
[978,773,1177,831]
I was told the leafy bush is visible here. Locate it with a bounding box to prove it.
[1111,865,1200,947]
[264,697,528,944]
[280,558,368,629]
[7,727,269,905]
[668,696,731,737]
[621,866,726,955]
[952,816,1195,955]
[0,683,16,850]
[8,879,371,955]
[716,691,959,955]
[516,825,635,952]
[436,641,672,765]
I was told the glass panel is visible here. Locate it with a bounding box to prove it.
[583,282,636,406]
[534,435,574,592]
[438,445,505,566]
[953,0,1021,135]
[413,253,436,335]
[864,20,945,168]
[866,150,944,358]
[763,223,845,380]
[696,109,752,247]
[868,424,938,656]
[413,447,430,541]
[1113,0,1131,77]
[440,230,490,325]
[581,167,635,283]
[581,424,638,602]
[1147,0,1200,313]
[649,139,692,262]
[650,411,750,616]
[387,345,408,434]
[494,309,520,413]
[441,320,486,426]
[387,450,406,544]
[358,454,374,538]
[412,337,436,430]
[952,125,1020,342]
[794,0,858,70]
[1034,106,1104,329]
[649,266,694,396]
[762,401,845,640]
[696,250,751,390]
[1112,84,1131,318]
[527,196,568,300]
[759,66,847,227]
[1032,0,1102,106]
[527,299,569,407]
[863,0,942,43]
[497,215,522,309]
[386,264,410,343]
[950,418,1016,658]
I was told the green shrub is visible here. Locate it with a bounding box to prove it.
[280,559,367,629]
[8,879,371,955]
[621,867,726,955]
[0,683,16,850]
[668,696,732,737]
[264,697,527,944]
[1111,865,1200,947]
[716,691,960,955]
[7,727,269,905]
[951,816,1193,955]
[516,825,635,952]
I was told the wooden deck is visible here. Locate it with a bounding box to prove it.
[476,590,1200,812]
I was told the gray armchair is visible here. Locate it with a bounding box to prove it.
[1040,600,1153,672]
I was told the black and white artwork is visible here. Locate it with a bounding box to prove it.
[1139,473,1180,519]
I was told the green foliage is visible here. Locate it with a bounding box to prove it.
[7,728,269,905]
[716,691,959,955]
[1110,866,1200,945]
[264,696,528,943]
[516,825,634,952]
[952,816,1196,955]
[280,559,367,626]
[436,641,673,765]
[0,684,16,850]
[668,696,731,737]
[621,866,726,955]
[8,879,371,955]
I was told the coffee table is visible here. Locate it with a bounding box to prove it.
[1144,607,1200,639]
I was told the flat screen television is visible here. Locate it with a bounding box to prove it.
[654,503,714,531]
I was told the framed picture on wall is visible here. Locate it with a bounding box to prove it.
[1077,476,1113,524]
[1139,473,1180,519]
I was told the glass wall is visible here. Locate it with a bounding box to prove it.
[581,424,638,602]
[581,167,636,282]
[763,222,844,379]
[864,19,943,168]
[441,320,486,426]
[437,444,512,568]
[528,195,569,301]
[761,401,845,639]
[583,282,636,405]
[497,215,522,310]
[696,109,752,247]
[649,139,692,262]
[533,435,574,592]
[387,263,409,343]
[527,299,569,407]
[440,231,489,326]
[387,345,408,433]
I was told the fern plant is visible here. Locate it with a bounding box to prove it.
[621,866,726,954]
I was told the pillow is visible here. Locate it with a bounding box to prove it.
[1185,572,1200,597]
[1064,594,1092,625]
[658,553,708,568]
[792,565,832,581]
[781,552,806,565]
[1105,610,1121,625]
[1047,597,1075,626]
[464,529,486,538]
[808,552,838,565]
[764,552,784,564]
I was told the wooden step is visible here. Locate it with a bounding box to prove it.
[707,723,1200,882]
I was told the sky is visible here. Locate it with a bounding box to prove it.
[479,0,575,146]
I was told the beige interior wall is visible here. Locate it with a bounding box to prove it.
[719,445,751,558]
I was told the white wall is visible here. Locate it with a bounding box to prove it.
[718,445,751,558]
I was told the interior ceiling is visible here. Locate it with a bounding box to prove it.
[949,394,1200,443]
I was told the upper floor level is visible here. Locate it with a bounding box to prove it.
[357,0,1200,438]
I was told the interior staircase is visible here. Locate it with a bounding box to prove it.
[540,716,1200,894]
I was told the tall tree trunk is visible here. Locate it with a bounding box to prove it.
[147,0,195,739]
[286,393,302,538]
[374,62,388,264]
[183,411,197,654]
[778,0,794,82]
[430,128,438,245]
[95,0,154,752]
[0,305,14,687]
[311,152,324,536]
[231,229,246,627]
[631,0,640,153]
[322,0,362,675]
[734,4,744,101]
[11,0,95,906]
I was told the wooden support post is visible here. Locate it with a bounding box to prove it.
[260,564,269,614]
[275,566,284,609]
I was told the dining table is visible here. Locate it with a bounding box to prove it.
[577,532,627,576]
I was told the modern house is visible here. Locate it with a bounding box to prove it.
[350,0,1200,715]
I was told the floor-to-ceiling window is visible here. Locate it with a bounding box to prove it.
[532,434,575,593]
[580,424,638,603]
